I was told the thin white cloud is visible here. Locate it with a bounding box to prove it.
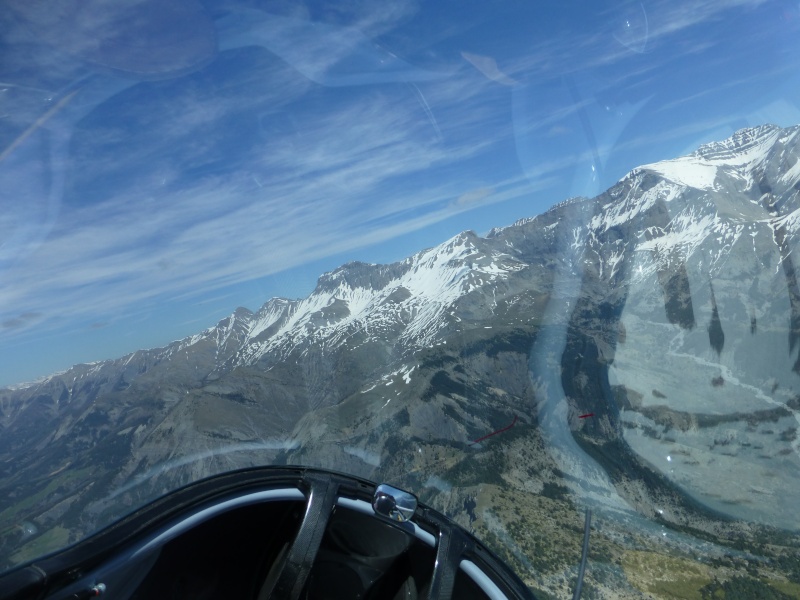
[0,50,532,342]
[454,187,493,207]
[504,0,772,85]
[461,52,517,87]
[1,173,540,337]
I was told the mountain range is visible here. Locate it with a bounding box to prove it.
[2,124,800,597]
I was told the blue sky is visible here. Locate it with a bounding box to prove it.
[2,0,800,386]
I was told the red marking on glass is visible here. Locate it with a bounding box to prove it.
[470,415,517,445]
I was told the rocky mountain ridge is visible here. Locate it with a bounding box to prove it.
[2,124,800,597]
[6,124,799,398]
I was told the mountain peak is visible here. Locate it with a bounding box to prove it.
[314,261,410,293]
[694,124,781,160]
[232,306,254,319]
[637,124,792,191]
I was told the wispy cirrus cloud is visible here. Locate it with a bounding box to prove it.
[504,0,775,86]
[0,36,532,343]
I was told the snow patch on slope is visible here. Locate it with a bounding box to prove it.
[233,233,526,364]
[644,159,719,191]
[640,125,782,191]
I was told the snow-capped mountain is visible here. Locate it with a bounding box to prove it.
[8,124,797,397]
[223,231,527,368]
[3,124,800,572]
[642,124,786,191]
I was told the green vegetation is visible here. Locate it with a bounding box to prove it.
[461,328,537,358]
[9,525,70,565]
[700,576,797,599]
[393,408,410,427]
[623,550,712,600]
[474,488,584,578]
[540,482,570,502]
[769,579,800,598]
[771,552,800,584]
[443,450,506,487]
[421,370,465,401]
[0,466,93,525]
[419,353,458,370]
